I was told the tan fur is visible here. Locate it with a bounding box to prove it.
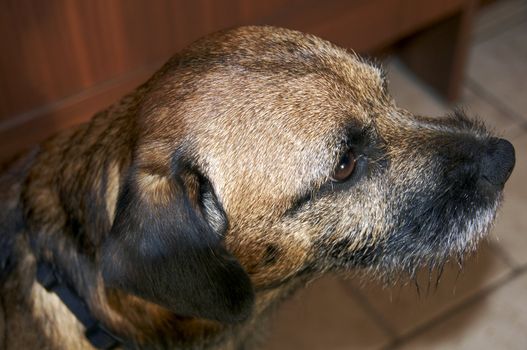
[0,26,512,349]
[30,281,91,349]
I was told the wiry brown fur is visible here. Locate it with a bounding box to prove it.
[0,26,514,349]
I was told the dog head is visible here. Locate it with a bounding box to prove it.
[101,26,515,323]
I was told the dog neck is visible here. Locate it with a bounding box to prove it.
[35,261,123,349]
[17,112,257,348]
[16,88,305,349]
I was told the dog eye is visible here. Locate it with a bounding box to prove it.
[331,150,356,182]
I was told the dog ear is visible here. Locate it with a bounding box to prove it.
[101,161,254,323]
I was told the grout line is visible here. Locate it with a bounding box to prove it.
[339,280,398,339]
[382,265,527,349]
[464,78,527,124]
[488,240,518,270]
[520,120,527,134]
[376,7,527,348]
[474,12,527,45]
[0,59,165,132]
[388,58,451,109]
[507,121,527,140]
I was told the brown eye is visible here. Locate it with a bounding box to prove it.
[331,150,356,182]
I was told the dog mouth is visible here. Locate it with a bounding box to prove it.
[316,169,505,281]
[348,135,515,278]
[307,116,515,281]
[375,192,501,278]
[333,194,502,286]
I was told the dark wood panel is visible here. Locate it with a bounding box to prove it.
[398,0,477,101]
[0,0,176,120]
[0,63,159,162]
[0,0,473,163]
[268,0,465,52]
[0,0,306,121]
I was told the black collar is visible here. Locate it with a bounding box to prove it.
[36,261,125,349]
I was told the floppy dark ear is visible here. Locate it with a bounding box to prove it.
[101,163,254,323]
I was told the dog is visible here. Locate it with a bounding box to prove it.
[0,26,515,349]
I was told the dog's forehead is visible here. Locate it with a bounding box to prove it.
[181,26,387,133]
[207,26,387,105]
[139,27,390,218]
[187,74,343,217]
[174,27,388,217]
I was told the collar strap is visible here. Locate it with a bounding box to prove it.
[36,261,124,349]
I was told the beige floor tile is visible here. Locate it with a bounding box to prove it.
[386,59,450,117]
[262,276,390,350]
[488,133,527,266]
[398,271,527,350]
[386,59,522,138]
[262,4,526,348]
[467,20,527,121]
[386,59,523,138]
[473,0,527,43]
[345,242,511,337]
[457,87,524,140]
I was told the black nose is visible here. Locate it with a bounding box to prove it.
[480,138,515,187]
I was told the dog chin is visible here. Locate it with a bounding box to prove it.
[321,188,502,282]
[369,194,501,281]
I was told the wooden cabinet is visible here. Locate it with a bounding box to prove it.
[0,0,477,163]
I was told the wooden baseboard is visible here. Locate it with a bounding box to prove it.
[0,62,161,163]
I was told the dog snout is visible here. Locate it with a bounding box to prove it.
[480,138,515,187]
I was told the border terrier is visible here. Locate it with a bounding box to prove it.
[0,26,515,349]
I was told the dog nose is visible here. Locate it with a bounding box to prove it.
[480,138,515,187]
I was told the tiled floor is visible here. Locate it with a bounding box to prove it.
[262,1,527,349]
